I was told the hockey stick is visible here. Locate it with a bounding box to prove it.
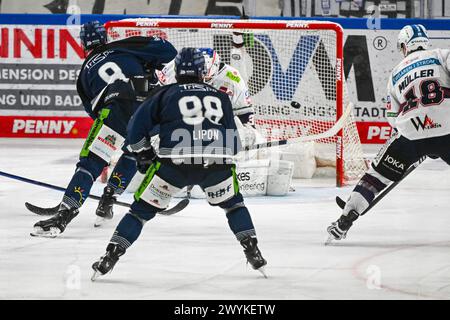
[242,102,353,152]
[0,170,188,216]
[335,156,426,215]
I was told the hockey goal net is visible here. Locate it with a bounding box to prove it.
[105,18,366,186]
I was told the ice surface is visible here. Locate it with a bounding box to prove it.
[1,138,450,300]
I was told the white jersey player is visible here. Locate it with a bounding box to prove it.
[327,24,450,242]
[156,48,254,125]
[386,26,450,140]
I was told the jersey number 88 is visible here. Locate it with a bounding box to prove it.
[178,95,224,126]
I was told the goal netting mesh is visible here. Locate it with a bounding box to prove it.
[105,18,367,186]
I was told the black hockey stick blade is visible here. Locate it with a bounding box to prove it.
[336,196,346,210]
[0,170,188,216]
[157,198,190,216]
[25,198,189,216]
[25,202,59,216]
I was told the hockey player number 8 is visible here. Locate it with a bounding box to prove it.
[179,95,223,125]
[98,62,127,84]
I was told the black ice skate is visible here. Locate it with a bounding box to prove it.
[240,236,267,278]
[31,206,79,238]
[94,186,116,227]
[91,243,126,281]
[325,210,360,245]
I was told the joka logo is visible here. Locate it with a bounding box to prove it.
[410,115,442,131]
[384,155,405,170]
[105,135,116,145]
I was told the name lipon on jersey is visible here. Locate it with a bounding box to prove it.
[398,69,434,94]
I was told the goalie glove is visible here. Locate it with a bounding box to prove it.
[135,148,157,174]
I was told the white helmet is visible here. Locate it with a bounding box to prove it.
[397,24,429,57]
[199,48,220,82]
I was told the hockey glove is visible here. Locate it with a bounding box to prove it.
[135,148,157,174]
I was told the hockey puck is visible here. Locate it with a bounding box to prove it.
[290,101,301,109]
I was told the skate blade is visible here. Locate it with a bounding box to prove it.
[91,270,102,282]
[94,216,110,228]
[257,266,268,279]
[30,227,60,238]
[324,235,335,246]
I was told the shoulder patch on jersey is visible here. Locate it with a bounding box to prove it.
[226,71,241,83]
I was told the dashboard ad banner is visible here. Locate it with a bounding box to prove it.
[0,15,449,143]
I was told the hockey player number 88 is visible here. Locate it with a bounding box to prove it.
[178,95,223,125]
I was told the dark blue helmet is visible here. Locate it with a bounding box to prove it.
[174,48,206,82]
[80,20,107,51]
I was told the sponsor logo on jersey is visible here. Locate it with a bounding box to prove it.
[410,115,442,131]
[86,51,113,69]
[98,134,118,151]
[104,92,120,102]
[226,71,241,83]
[392,58,440,85]
[105,134,116,145]
[207,184,232,199]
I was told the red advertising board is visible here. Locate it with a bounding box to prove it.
[0,115,93,138]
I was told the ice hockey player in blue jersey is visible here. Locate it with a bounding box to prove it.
[30,21,177,237]
[91,48,267,280]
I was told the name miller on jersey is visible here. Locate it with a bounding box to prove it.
[398,69,434,93]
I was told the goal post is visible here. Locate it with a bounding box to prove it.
[104,18,367,187]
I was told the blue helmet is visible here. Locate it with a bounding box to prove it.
[174,48,206,82]
[80,20,107,51]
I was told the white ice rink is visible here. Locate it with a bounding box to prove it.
[1,138,450,300]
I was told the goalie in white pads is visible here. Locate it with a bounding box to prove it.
[327,24,450,242]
